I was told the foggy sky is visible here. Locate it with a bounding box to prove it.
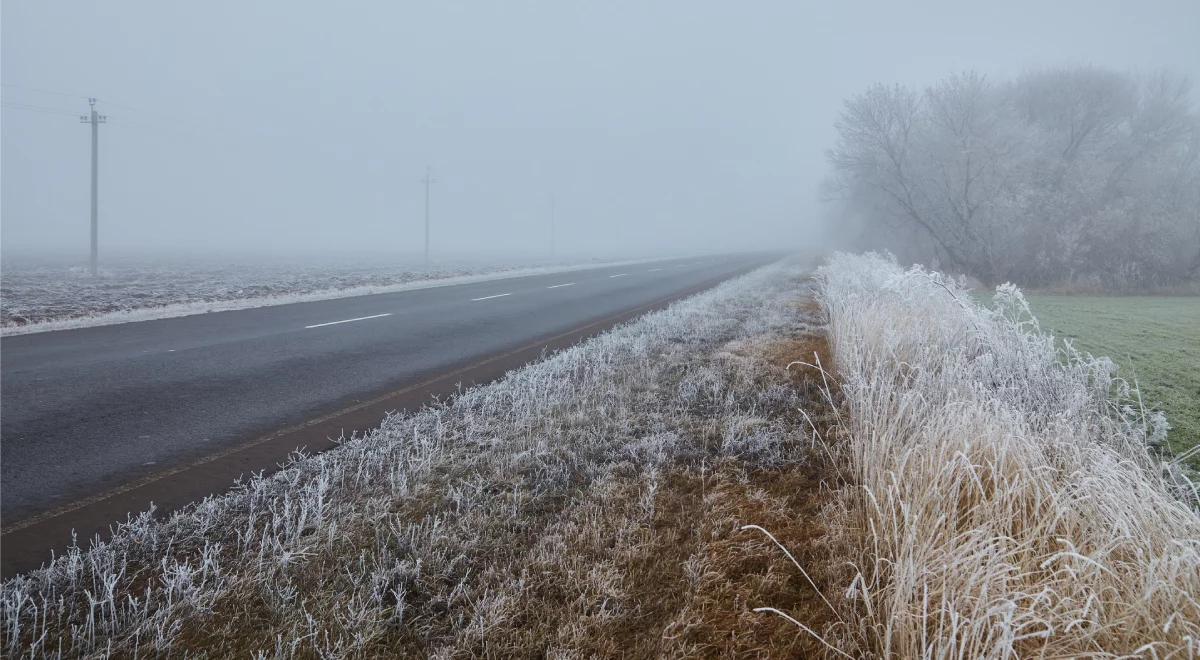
[4,0,1199,260]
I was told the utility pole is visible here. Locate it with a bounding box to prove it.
[79,98,106,276]
[549,195,556,259]
[420,166,436,269]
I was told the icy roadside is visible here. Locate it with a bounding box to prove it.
[0,257,668,336]
[1,258,830,657]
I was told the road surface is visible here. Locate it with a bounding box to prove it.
[1,253,774,574]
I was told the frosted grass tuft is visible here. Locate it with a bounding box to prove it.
[817,251,1200,657]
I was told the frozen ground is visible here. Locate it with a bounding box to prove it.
[0,259,826,657]
[0,254,663,335]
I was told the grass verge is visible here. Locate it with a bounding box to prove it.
[813,253,1200,657]
[1,260,844,657]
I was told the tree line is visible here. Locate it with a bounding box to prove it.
[826,66,1200,290]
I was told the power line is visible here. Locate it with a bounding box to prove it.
[3,91,282,149]
[2,83,146,115]
[5,84,224,123]
[1,101,84,117]
[0,83,90,100]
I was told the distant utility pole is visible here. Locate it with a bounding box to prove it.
[549,195,557,259]
[79,98,106,276]
[421,166,436,269]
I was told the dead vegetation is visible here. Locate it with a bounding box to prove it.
[813,253,1200,658]
[1,261,851,658]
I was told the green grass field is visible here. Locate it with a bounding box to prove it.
[1023,294,1200,469]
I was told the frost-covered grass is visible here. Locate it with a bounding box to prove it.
[0,254,665,335]
[816,253,1200,657]
[0,259,820,657]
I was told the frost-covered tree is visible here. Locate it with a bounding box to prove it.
[827,66,1200,289]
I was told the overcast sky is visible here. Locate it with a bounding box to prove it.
[3,0,1199,260]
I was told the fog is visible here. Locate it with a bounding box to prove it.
[4,0,1199,261]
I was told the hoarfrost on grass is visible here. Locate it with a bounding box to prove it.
[0,257,817,658]
[816,252,1200,657]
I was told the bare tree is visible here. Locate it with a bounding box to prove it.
[827,66,1200,290]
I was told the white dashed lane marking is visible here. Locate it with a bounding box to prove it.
[304,263,689,326]
[305,313,393,329]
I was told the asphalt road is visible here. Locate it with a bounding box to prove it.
[1,254,773,535]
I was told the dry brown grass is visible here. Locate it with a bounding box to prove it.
[425,454,842,658]
[816,253,1200,658]
[175,332,846,658]
[656,461,838,658]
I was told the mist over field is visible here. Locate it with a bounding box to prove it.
[5,3,1200,658]
[4,0,1199,265]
